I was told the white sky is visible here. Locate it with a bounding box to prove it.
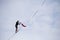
[0,0,60,40]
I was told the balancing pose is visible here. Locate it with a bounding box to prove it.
[15,20,26,33]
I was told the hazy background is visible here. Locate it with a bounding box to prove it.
[0,0,60,40]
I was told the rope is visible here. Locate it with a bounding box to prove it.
[8,33,16,40]
[8,0,46,40]
[29,0,46,20]
[41,0,46,6]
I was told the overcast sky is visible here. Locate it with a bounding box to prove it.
[0,0,60,40]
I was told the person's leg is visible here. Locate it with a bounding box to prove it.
[16,27,18,33]
[15,26,18,33]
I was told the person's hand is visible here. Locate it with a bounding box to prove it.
[22,24,26,27]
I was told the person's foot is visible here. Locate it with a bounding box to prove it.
[15,29,18,33]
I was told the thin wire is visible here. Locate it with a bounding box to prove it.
[26,0,46,24]
[41,0,46,6]
[8,33,16,40]
[31,0,46,18]
[8,0,46,40]
[8,28,21,40]
[31,10,38,18]
[27,10,38,23]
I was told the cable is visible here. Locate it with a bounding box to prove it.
[31,0,46,19]
[8,24,25,40]
[26,0,46,24]
[8,33,16,40]
[41,0,46,6]
[8,0,46,40]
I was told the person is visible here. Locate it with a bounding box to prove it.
[15,20,26,33]
[15,20,20,33]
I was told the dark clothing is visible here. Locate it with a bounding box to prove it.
[15,21,19,28]
[15,21,19,33]
[15,20,26,33]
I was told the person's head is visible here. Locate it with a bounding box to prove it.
[17,20,19,22]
